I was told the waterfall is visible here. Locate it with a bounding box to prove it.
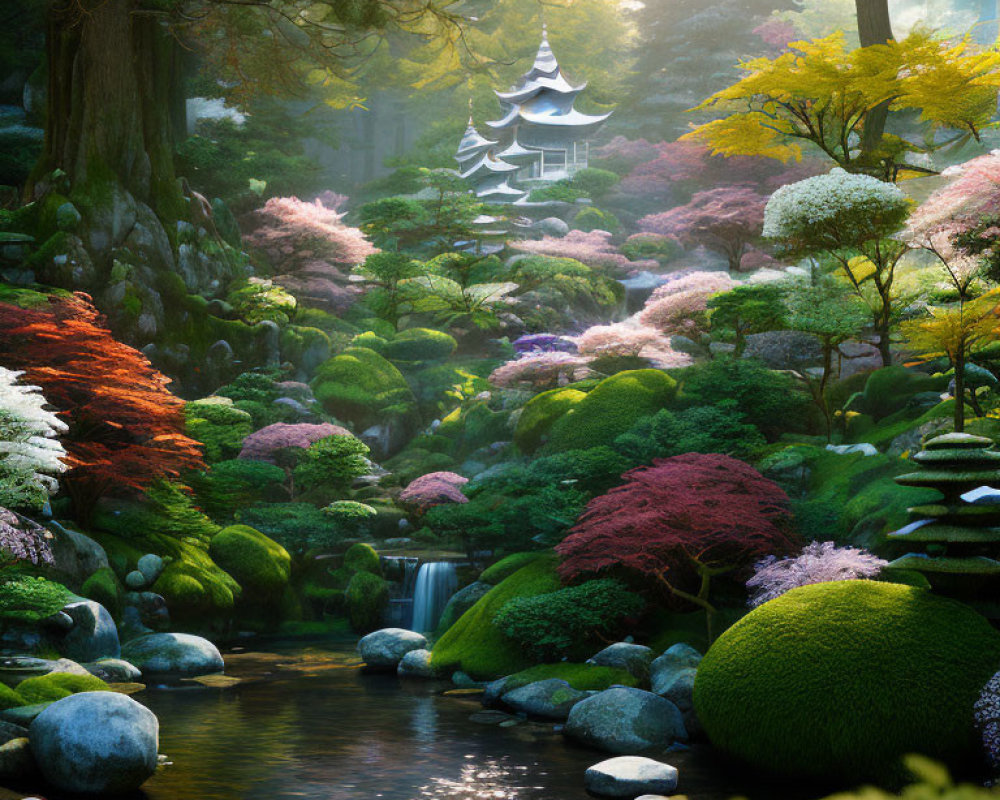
[411,562,458,633]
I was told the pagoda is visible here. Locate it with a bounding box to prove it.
[456,26,612,203]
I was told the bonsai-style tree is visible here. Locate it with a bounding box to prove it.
[557,453,797,640]
[707,283,787,356]
[0,294,204,524]
[638,185,769,271]
[763,169,911,365]
[355,252,425,330]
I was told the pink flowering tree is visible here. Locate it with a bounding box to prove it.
[238,422,353,463]
[575,321,666,358]
[511,230,657,276]
[639,271,737,336]
[639,185,769,271]
[746,541,888,608]
[245,195,377,312]
[489,352,593,391]
[398,471,468,514]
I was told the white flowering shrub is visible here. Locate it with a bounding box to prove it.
[0,367,68,510]
[975,670,1000,769]
[763,168,910,250]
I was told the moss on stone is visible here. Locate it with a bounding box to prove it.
[0,683,25,711]
[15,672,109,705]
[209,524,291,600]
[514,388,586,454]
[382,328,457,363]
[344,543,382,577]
[345,570,389,633]
[479,552,546,585]
[311,346,417,430]
[80,567,122,618]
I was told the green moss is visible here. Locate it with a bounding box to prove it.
[514,388,586,454]
[480,552,547,585]
[382,328,457,363]
[0,683,25,711]
[0,577,70,623]
[351,331,388,352]
[345,570,389,633]
[545,370,677,453]
[15,672,109,705]
[502,663,639,692]
[431,553,561,679]
[80,567,122,618]
[853,366,948,421]
[185,397,254,463]
[209,525,291,601]
[694,581,1000,782]
[344,543,382,577]
[311,347,417,430]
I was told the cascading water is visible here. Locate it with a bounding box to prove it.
[411,562,458,633]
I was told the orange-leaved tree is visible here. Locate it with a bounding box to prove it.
[0,293,204,524]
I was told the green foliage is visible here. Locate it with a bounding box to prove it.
[292,435,370,496]
[15,672,109,705]
[573,207,620,234]
[528,181,586,203]
[430,553,562,679]
[493,578,644,661]
[228,279,297,326]
[345,569,389,633]
[344,542,382,576]
[501,663,639,693]
[622,234,682,263]
[322,501,378,539]
[694,581,1000,781]
[570,168,621,199]
[707,284,787,354]
[382,328,457,363]
[97,481,220,548]
[190,459,288,521]
[311,347,417,430]
[852,366,948,421]
[479,552,546,585]
[514,388,586,454]
[81,567,122,618]
[185,398,254,463]
[0,576,69,623]
[351,331,388,352]
[545,369,678,453]
[209,524,291,602]
[614,402,767,464]
[236,502,345,555]
[0,683,24,711]
[677,357,812,440]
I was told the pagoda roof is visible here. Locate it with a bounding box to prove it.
[460,153,520,180]
[476,180,527,200]
[455,119,497,160]
[495,139,540,161]
[496,70,584,104]
[486,104,612,131]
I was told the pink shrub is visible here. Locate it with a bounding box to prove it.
[511,230,657,275]
[398,471,469,512]
[640,271,737,336]
[0,507,53,565]
[488,351,593,390]
[238,422,353,463]
[575,321,665,358]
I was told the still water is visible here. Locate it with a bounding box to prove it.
[53,642,819,800]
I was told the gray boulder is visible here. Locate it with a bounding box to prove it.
[584,756,678,799]
[654,668,696,714]
[45,523,109,586]
[30,691,158,794]
[61,599,120,662]
[0,721,28,745]
[501,679,590,720]
[0,656,90,687]
[125,570,148,589]
[482,675,514,708]
[564,687,687,754]
[121,632,223,678]
[358,628,426,669]
[588,643,655,683]
[397,649,439,679]
[536,217,570,237]
[436,581,492,633]
[83,658,142,683]
[825,443,878,457]
[649,643,702,696]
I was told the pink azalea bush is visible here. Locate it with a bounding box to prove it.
[511,230,657,275]
[398,471,469,513]
[245,195,377,312]
[575,321,665,358]
[640,271,736,335]
[746,541,888,608]
[488,351,593,390]
[238,422,353,463]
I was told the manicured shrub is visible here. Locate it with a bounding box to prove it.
[545,369,678,453]
[573,207,620,234]
[209,525,291,600]
[694,581,1000,781]
[431,554,561,679]
[322,501,377,539]
[0,576,70,623]
[493,578,644,661]
[345,570,389,633]
[15,672,109,705]
[382,328,457,362]
[239,422,353,464]
[185,397,254,463]
[311,347,417,430]
[853,366,948,421]
[292,434,370,495]
[236,502,345,555]
[514,387,586,454]
[344,542,382,576]
[398,471,468,513]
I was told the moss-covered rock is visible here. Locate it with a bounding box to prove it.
[15,673,109,705]
[345,570,389,633]
[544,370,677,453]
[851,366,948,421]
[502,663,639,693]
[479,552,546,585]
[514,388,586,454]
[209,525,291,603]
[382,328,457,363]
[694,580,1000,782]
[310,347,417,431]
[185,397,254,463]
[431,553,561,679]
[0,684,25,711]
[80,568,122,618]
[343,543,382,577]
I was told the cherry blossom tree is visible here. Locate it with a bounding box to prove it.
[511,230,657,275]
[639,271,737,336]
[488,352,593,390]
[238,422,353,463]
[398,471,469,514]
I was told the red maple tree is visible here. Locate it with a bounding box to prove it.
[556,453,797,639]
[0,293,205,523]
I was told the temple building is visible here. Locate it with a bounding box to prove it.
[456,26,612,203]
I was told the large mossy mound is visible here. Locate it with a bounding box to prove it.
[543,369,677,453]
[514,388,586,454]
[15,672,110,705]
[209,524,291,601]
[310,346,417,430]
[431,553,561,679]
[694,580,1000,782]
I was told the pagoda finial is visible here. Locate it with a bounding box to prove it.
[468,97,474,126]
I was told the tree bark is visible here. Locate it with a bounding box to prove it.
[856,0,895,157]
[955,335,966,433]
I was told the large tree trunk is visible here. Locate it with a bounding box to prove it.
[856,0,895,158]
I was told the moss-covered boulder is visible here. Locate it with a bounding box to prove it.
[694,580,1000,781]
[514,387,586,454]
[310,346,417,431]
[431,553,561,679]
[544,370,677,453]
[345,570,389,633]
[184,396,253,463]
[209,525,291,616]
[80,568,122,618]
[382,328,457,363]
[14,673,109,706]
[344,542,382,576]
